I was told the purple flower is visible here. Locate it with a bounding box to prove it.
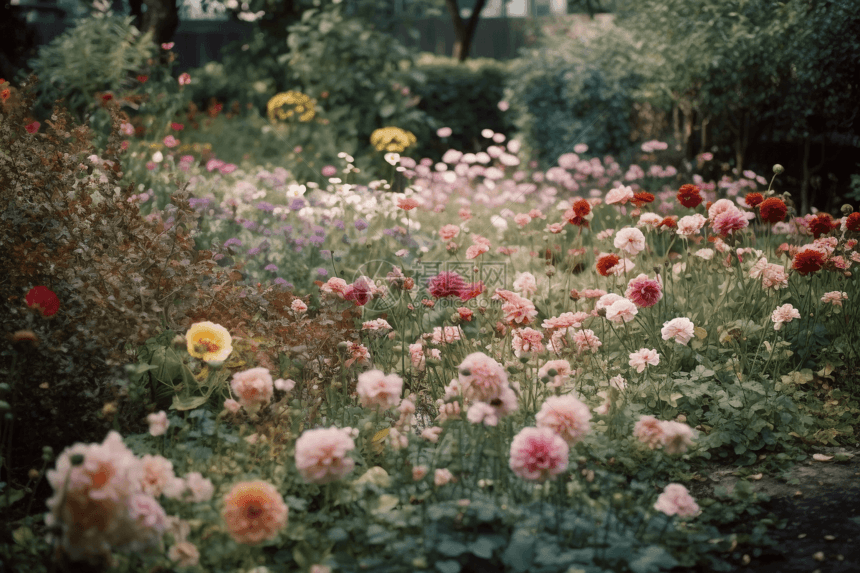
[224,238,242,248]
[312,225,325,234]
[290,198,306,211]
[240,219,258,231]
[257,201,275,212]
[264,264,278,272]
[247,247,261,256]
[294,238,307,247]
[334,219,345,230]
[316,268,328,277]
[309,235,325,246]
[355,218,368,231]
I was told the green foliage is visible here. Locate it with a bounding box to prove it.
[504,23,640,165]
[409,54,513,161]
[26,13,155,121]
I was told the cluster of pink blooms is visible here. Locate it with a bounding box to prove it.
[748,257,790,290]
[356,369,403,411]
[708,198,751,236]
[319,276,385,306]
[628,348,660,373]
[465,235,491,260]
[820,291,848,306]
[654,484,700,518]
[633,415,696,454]
[511,327,545,356]
[294,426,358,484]
[45,432,214,561]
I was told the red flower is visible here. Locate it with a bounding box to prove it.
[25,286,60,317]
[807,213,838,239]
[25,121,40,134]
[676,184,702,209]
[632,192,655,207]
[343,280,371,306]
[596,254,620,277]
[427,271,467,299]
[137,75,148,83]
[572,199,591,218]
[659,216,677,229]
[101,93,113,102]
[744,193,764,208]
[459,281,485,302]
[759,198,787,224]
[792,250,826,276]
[846,212,860,232]
[171,122,185,131]
[1,89,10,103]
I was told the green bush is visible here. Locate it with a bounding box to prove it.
[504,23,641,165]
[26,13,155,121]
[409,54,513,161]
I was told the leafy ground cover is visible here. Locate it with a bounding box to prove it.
[1,67,859,573]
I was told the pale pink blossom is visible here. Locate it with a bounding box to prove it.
[178,73,191,86]
[362,318,392,331]
[633,415,664,449]
[546,222,565,234]
[514,213,532,228]
[605,185,635,205]
[275,378,296,392]
[606,298,639,324]
[613,227,646,256]
[409,342,426,371]
[139,455,182,498]
[660,421,696,454]
[707,198,736,221]
[654,484,700,518]
[168,541,200,567]
[467,402,500,426]
[821,291,848,306]
[412,465,429,481]
[535,395,592,445]
[320,277,350,298]
[291,299,308,313]
[294,427,356,484]
[771,304,801,330]
[538,359,572,388]
[396,196,420,210]
[146,411,169,437]
[224,398,241,413]
[511,327,545,356]
[427,326,464,345]
[711,206,749,236]
[761,263,789,290]
[230,367,274,413]
[661,317,695,345]
[595,293,624,312]
[628,348,659,373]
[676,214,707,237]
[542,311,590,330]
[572,329,602,353]
[509,427,569,482]
[609,257,636,276]
[421,426,444,442]
[513,272,538,297]
[356,369,403,411]
[637,212,663,229]
[434,468,455,487]
[466,243,489,259]
[183,472,214,503]
[126,492,168,542]
[492,289,538,325]
[609,375,627,391]
[458,352,509,402]
[438,224,460,240]
[695,248,715,260]
[344,341,371,367]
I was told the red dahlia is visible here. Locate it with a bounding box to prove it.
[759,198,787,224]
[807,213,838,239]
[792,250,826,276]
[677,184,702,209]
[659,216,678,229]
[632,192,655,207]
[25,286,60,317]
[596,254,620,277]
[744,193,764,208]
[846,212,860,232]
[572,199,591,218]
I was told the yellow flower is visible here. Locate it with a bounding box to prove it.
[267,91,316,123]
[186,322,233,362]
[370,127,417,153]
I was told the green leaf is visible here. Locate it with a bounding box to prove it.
[502,529,536,572]
[328,527,349,542]
[171,395,208,411]
[437,539,468,557]
[435,560,461,573]
[469,537,496,559]
[0,487,26,508]
[629,546,677,573]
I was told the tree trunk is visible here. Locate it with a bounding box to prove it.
[445,0,488,62]
[800,136,825,216]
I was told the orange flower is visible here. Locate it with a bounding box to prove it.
[1,88,10,103]
[222,481,288,545]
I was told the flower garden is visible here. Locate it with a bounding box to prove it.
[2,4,860,573]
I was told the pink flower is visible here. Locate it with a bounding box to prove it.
[771,303,801,330]
[428,271,467,298]
[625,274,663,308]
[321,165,337,177]
[457,307,474,321]
[535,395,592,445]
[821,291,848,306]
[595,293,624,313]
[224,399,241,413]
[493,289,538,325]
[294,427,356,484]
[320,277,349,298]
[356,369,403,411]
[362,318,392,331]
[291,299,308,313]
[421,426,443,442]
[605,298,639,324]
[163,135,179,148]
[613,227,646,256]
[344,341,371,367]
[146,411,169,437]
[221,481,288,544]
[465,243,489,259]
[434,468,455,487]
[178,73,191,86]
[438,224,460,240]
[230,367,274,413]
[653,484,700,518]
[628,348,659,373]
[542,312,590,331]
[437,126,453,137]
[707,198,736,221]
[633,415,664,449]
[428,326,464,345]
[183,472,214,502]
[127,492,168,540]
[711,206,749,236]
[511,327,544,356]
[161,42,175,50]
[661,317,695,345]
[168,541,200,567]
[139,455,182,498]
[572,329,601,353]
[513,272,538,297]
[509,427,569,482]
[458,352,509,402]
[538,359,572,388]
[412,465,429,481]
[467,402,501,426]
[676,214,707,236]
[660,420,696,454]
[396,196,420,210]
[605,185,635,205]
[514,213,532,228]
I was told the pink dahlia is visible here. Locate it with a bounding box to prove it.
[294,427,357,484]
[221,481,288,545]
[535,395,592,445]
[509,427,569,482]
[711,206,750,236]
[654,483,700,518]
[458,352,509,402]
[628,348,659,373]
[356,369,403,411]
[625,274,663,308]
[427,271,467,298]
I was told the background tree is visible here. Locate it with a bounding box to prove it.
[444,0,488,61]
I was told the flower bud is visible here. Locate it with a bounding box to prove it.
[70,454,85,466]
[546,368,558,377]
[773,164,784,174]
[841,204,854,215]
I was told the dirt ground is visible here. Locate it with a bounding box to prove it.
[681,446,860,573]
